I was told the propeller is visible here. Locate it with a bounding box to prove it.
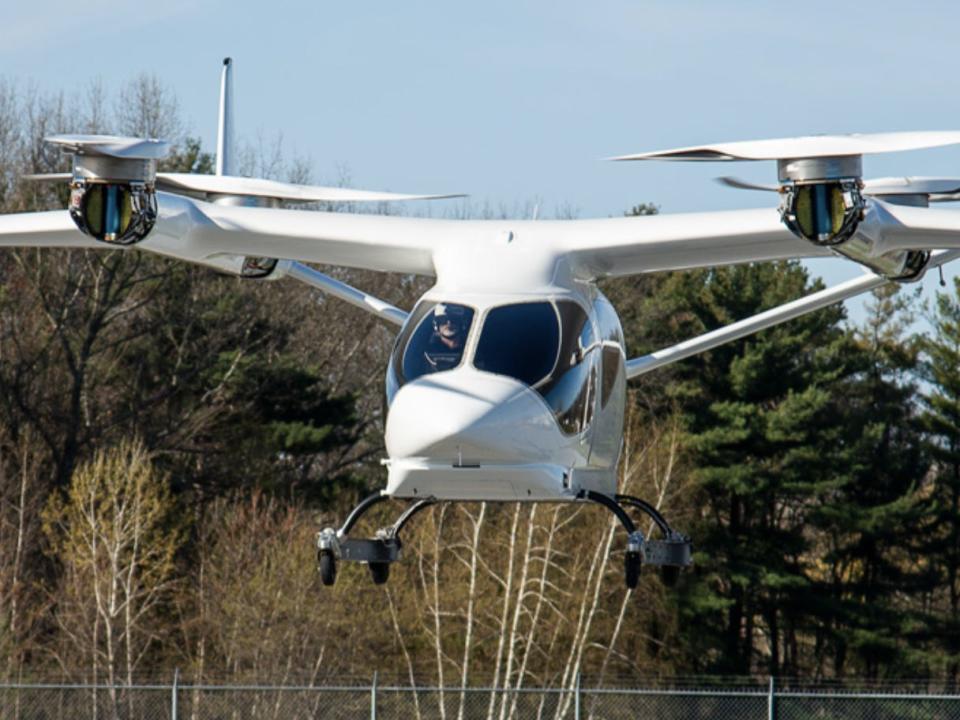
[617,130,960,280]
[611,130,960,162]
[46,134,170,159]
[151,173,465,204]
[31,135,466,205]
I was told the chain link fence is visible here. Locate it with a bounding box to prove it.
[3,677,960,719]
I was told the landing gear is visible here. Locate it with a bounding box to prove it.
[369,562,390,585]
[318,549,337,586]
[316,494,435,588]
[660,565,681,587]
[624,551,642,589]
[316,489,691,590]
[580,490,692,589]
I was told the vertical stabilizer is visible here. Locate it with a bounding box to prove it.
[216,57,234,176]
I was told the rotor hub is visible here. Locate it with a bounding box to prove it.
[776,155,862,183]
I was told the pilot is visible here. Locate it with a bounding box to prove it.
[424,304,467,372]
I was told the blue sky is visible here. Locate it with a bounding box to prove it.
[5,0,960,319]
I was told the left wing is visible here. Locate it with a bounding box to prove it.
[0,211,101,249]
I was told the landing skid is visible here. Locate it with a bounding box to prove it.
[316,491,692,589]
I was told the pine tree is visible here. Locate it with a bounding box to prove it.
[810,285,930,678]
[918,279,960,687]
[667,261,855,675]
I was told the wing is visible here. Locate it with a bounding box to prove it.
[6,195,960,282]
[550,200,960,279]
[866,201,960,250]
[139,197,833,279]
[143,193,476,275]
[548,208,831,277]
[0,211,101,249]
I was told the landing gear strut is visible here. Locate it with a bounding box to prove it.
[316,493,436,587]
[317,490,692,589]
[580,491,692,589]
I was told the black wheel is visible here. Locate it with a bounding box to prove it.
[369,561,390,585]
[318,550,337,586]
[661,565,681,587]
[624,551,641,589]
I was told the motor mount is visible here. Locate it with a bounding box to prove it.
[47,135,169,246]
[774,156,930,281]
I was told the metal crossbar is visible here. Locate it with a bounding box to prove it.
[3,677,960,720]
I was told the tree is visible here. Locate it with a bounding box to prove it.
[809,285,930,678]
[666,262,857,675]
[917,279,960,687]
[42,440,183,710]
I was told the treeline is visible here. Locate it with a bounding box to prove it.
[1,75,959,692]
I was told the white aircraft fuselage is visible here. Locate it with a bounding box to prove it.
[383,245,627,502]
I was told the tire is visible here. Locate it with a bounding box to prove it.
[661,565,681,587]
[318,550,337,587]
[624,551,641,589]
[369,561,390,585]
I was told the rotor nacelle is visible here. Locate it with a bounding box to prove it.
[771,157,933,280]
[47,135,170,246]
[614,131,960,281]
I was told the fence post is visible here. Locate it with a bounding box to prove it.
[574,672,581,720]
[171,667,179,720]
[768,676,775,720]
[371,670,378,720]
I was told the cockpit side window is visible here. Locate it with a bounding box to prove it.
[392,301,475,386]
[596,297,625,409]
[540,301,597,435]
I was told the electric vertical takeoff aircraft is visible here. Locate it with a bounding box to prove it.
[7,60,960,589]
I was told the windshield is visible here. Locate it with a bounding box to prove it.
[474,302,560,386]
[392,301,476,386]
[474,300,597,436]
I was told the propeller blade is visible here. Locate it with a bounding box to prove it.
[612,130,960,162]
[715,176,780,192]
[22,168,465,204]
[45,134,170,159]
[155,173,465,203]
[863,176,960,196]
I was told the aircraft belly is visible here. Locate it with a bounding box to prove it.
[384,460,574,501]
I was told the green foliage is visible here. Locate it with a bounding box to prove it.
[160,136,214,174]
[917,277,960,686]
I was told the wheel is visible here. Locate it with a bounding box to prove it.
[624,551,641,589]
[661,565,681,587]
[318,550,337,586]
[369,561,390,585]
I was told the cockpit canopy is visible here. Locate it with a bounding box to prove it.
[389,299,600,435]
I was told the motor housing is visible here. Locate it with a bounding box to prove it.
[776,156,929,281]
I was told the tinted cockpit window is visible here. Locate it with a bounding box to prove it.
[474,302,560,386]
[540,301,597,435]
[394,302,475,385]
[474,300,598,436]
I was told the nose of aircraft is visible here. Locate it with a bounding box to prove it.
[385,369,564,463]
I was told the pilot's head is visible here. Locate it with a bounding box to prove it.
[433,304,466,348]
